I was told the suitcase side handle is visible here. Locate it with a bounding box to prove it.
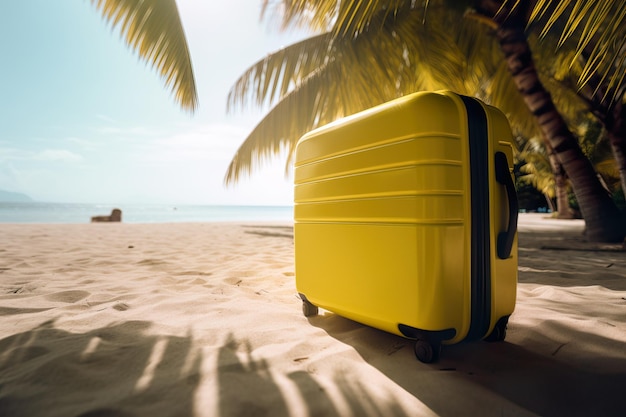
[495,152,518,259]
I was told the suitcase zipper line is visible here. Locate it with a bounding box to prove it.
[461,95,492,342]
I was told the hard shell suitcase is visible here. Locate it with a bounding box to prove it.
[293,91,518,363]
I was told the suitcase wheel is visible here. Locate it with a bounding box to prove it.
[414,340,441,363]
[485,317,508,343]
[302,299,319,317]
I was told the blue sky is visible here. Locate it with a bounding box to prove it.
[0,1,311,205]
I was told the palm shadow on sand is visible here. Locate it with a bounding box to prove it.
[0,319,411,417]
[216,333,408,417]
[306,299,626,416]
[0,319,202,417]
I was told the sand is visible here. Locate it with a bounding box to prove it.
[0,213,624,417]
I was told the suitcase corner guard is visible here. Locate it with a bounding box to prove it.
[398,324,456,363]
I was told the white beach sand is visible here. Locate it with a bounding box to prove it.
[0,213,624,417]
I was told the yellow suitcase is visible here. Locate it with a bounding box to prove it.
[294,91,518,363]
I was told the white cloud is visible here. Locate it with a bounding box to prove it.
[139,123,250,163]
[34,149,83,162]
[64,136,104,151]
[0,148,25,160]
[96,114,117,124]
[96,125,162,137]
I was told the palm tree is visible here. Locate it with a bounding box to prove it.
[583,73,626,197]
[90,0,198,112]
[481,38,584,219]
[576,118,622,195]
[517,120,622,218]
[526,1,625,103]
[440,0,625,225]
[522,0,626,196]
[227,0,624,241]
[475,0,624,240]
[489,1,626,214]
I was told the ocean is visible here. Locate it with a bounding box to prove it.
[0,202,293,224]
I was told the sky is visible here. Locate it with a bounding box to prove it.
[0,0,312,205]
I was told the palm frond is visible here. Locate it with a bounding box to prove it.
[224,61,344,185]
[397,9,468,93]
[595,159,620,185]
[261,0,339,31]
[520,0,626,104]
[91,0,198,112]
[455,12,501,91]
[482,58,539,139]
[333,0,408,36]
[518,137,557,197]
[227,33,331,112]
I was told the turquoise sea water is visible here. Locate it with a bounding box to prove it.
[0,202,293,224]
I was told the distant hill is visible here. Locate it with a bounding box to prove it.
[0,189,34,202]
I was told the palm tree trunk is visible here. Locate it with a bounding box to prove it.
[600,94,626,197]
[578,50,626,198]
[546,143,575,218]
[607,127,626,198]
[544,193,556,213]
[477,0,625,241]
[580,105,626,198]
[540,138,574,218]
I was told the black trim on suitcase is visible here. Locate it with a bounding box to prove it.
[398,324,456,342]
[460,96,492,342]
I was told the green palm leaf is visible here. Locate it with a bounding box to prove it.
[261,0,337,31]
[91,0,198,112]
[518,137,557,198]
[522,0,626,104]
[227,33,333,112]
